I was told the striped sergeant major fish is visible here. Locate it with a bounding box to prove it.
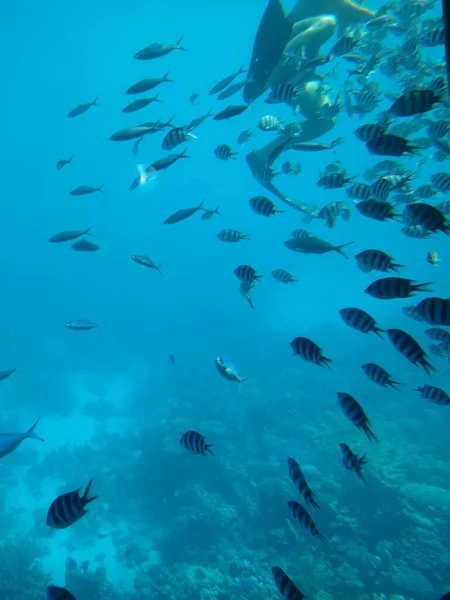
[214,356,250,384]
[415,385,450,405]
[287,500,325,540]
[287,457,320,510]
[340,443,368,483]
[387,329,436,375]
[272,566,305,600]
[337,392,378,443]
[46,478,98,529]
[180,430,214,455]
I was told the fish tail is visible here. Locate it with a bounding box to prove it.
[93,96,102,107]
[241,233,251,240]
[198,198,205,210]
[390,263,405,273]
[321,356,333,370]
[82,478,99,505]
[27,418,45,442]
[165,113,176,127]
[164,70,174,83]
[334,241,355,258]
[176,36,188,51]
[84,226,94,236]
[154,93,162,103]
[389,380,403,392]
[205,444,214,455]
[374,326,385,339]
[214,205,222,216]
[98,184,105,194]
[421,357,437,375]
[156,264,163,276]
[239,376,252,383]
[68,155,75,164]
[95,322,102,330]
[364,425,378,444]
[238,64,247,75]
[413,281,434,293]
[180,148,189,158]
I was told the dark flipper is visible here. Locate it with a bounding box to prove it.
[243,0,293,104]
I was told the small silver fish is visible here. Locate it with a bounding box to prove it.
[66,320,101,331]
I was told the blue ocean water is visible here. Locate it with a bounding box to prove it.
[0,0,449,598]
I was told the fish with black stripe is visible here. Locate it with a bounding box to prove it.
[180,430,213,455]
[234,264,262,283]
[408,297,450,326]
[272,269,297,284]
[415,385,450,405]
[355,199,399,222]
[287,457,320,510]
[362,363,402,391]
[46,478,98,529]
[217,230,250,243]
[180,429,214,456]
[338,392,378,442]
[365,277,433,300]
[339,307,384,337]
[425,327,450,343]
[403,203,450,235]
[290,337,332,368]
[387,329,436,375]
[249,196,283,216]
[272,567,304,600]
[340,443,368,483]
[389,89,443,117]
[366,134,420,157]
[287,500,325,540]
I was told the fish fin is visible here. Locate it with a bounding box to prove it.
[176,36,188,51]
[27,418,45,442]
[205,444,214,455]
[389,380,403,392]
[390,263,404,273]
[81,478,99,505]
[165,114,176,128]
[334,241,354,258]
[412,281,434,293]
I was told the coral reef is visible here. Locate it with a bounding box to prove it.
[0,537,50,599]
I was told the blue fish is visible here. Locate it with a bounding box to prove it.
[0,418,45,459]
[214,356,250,383]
